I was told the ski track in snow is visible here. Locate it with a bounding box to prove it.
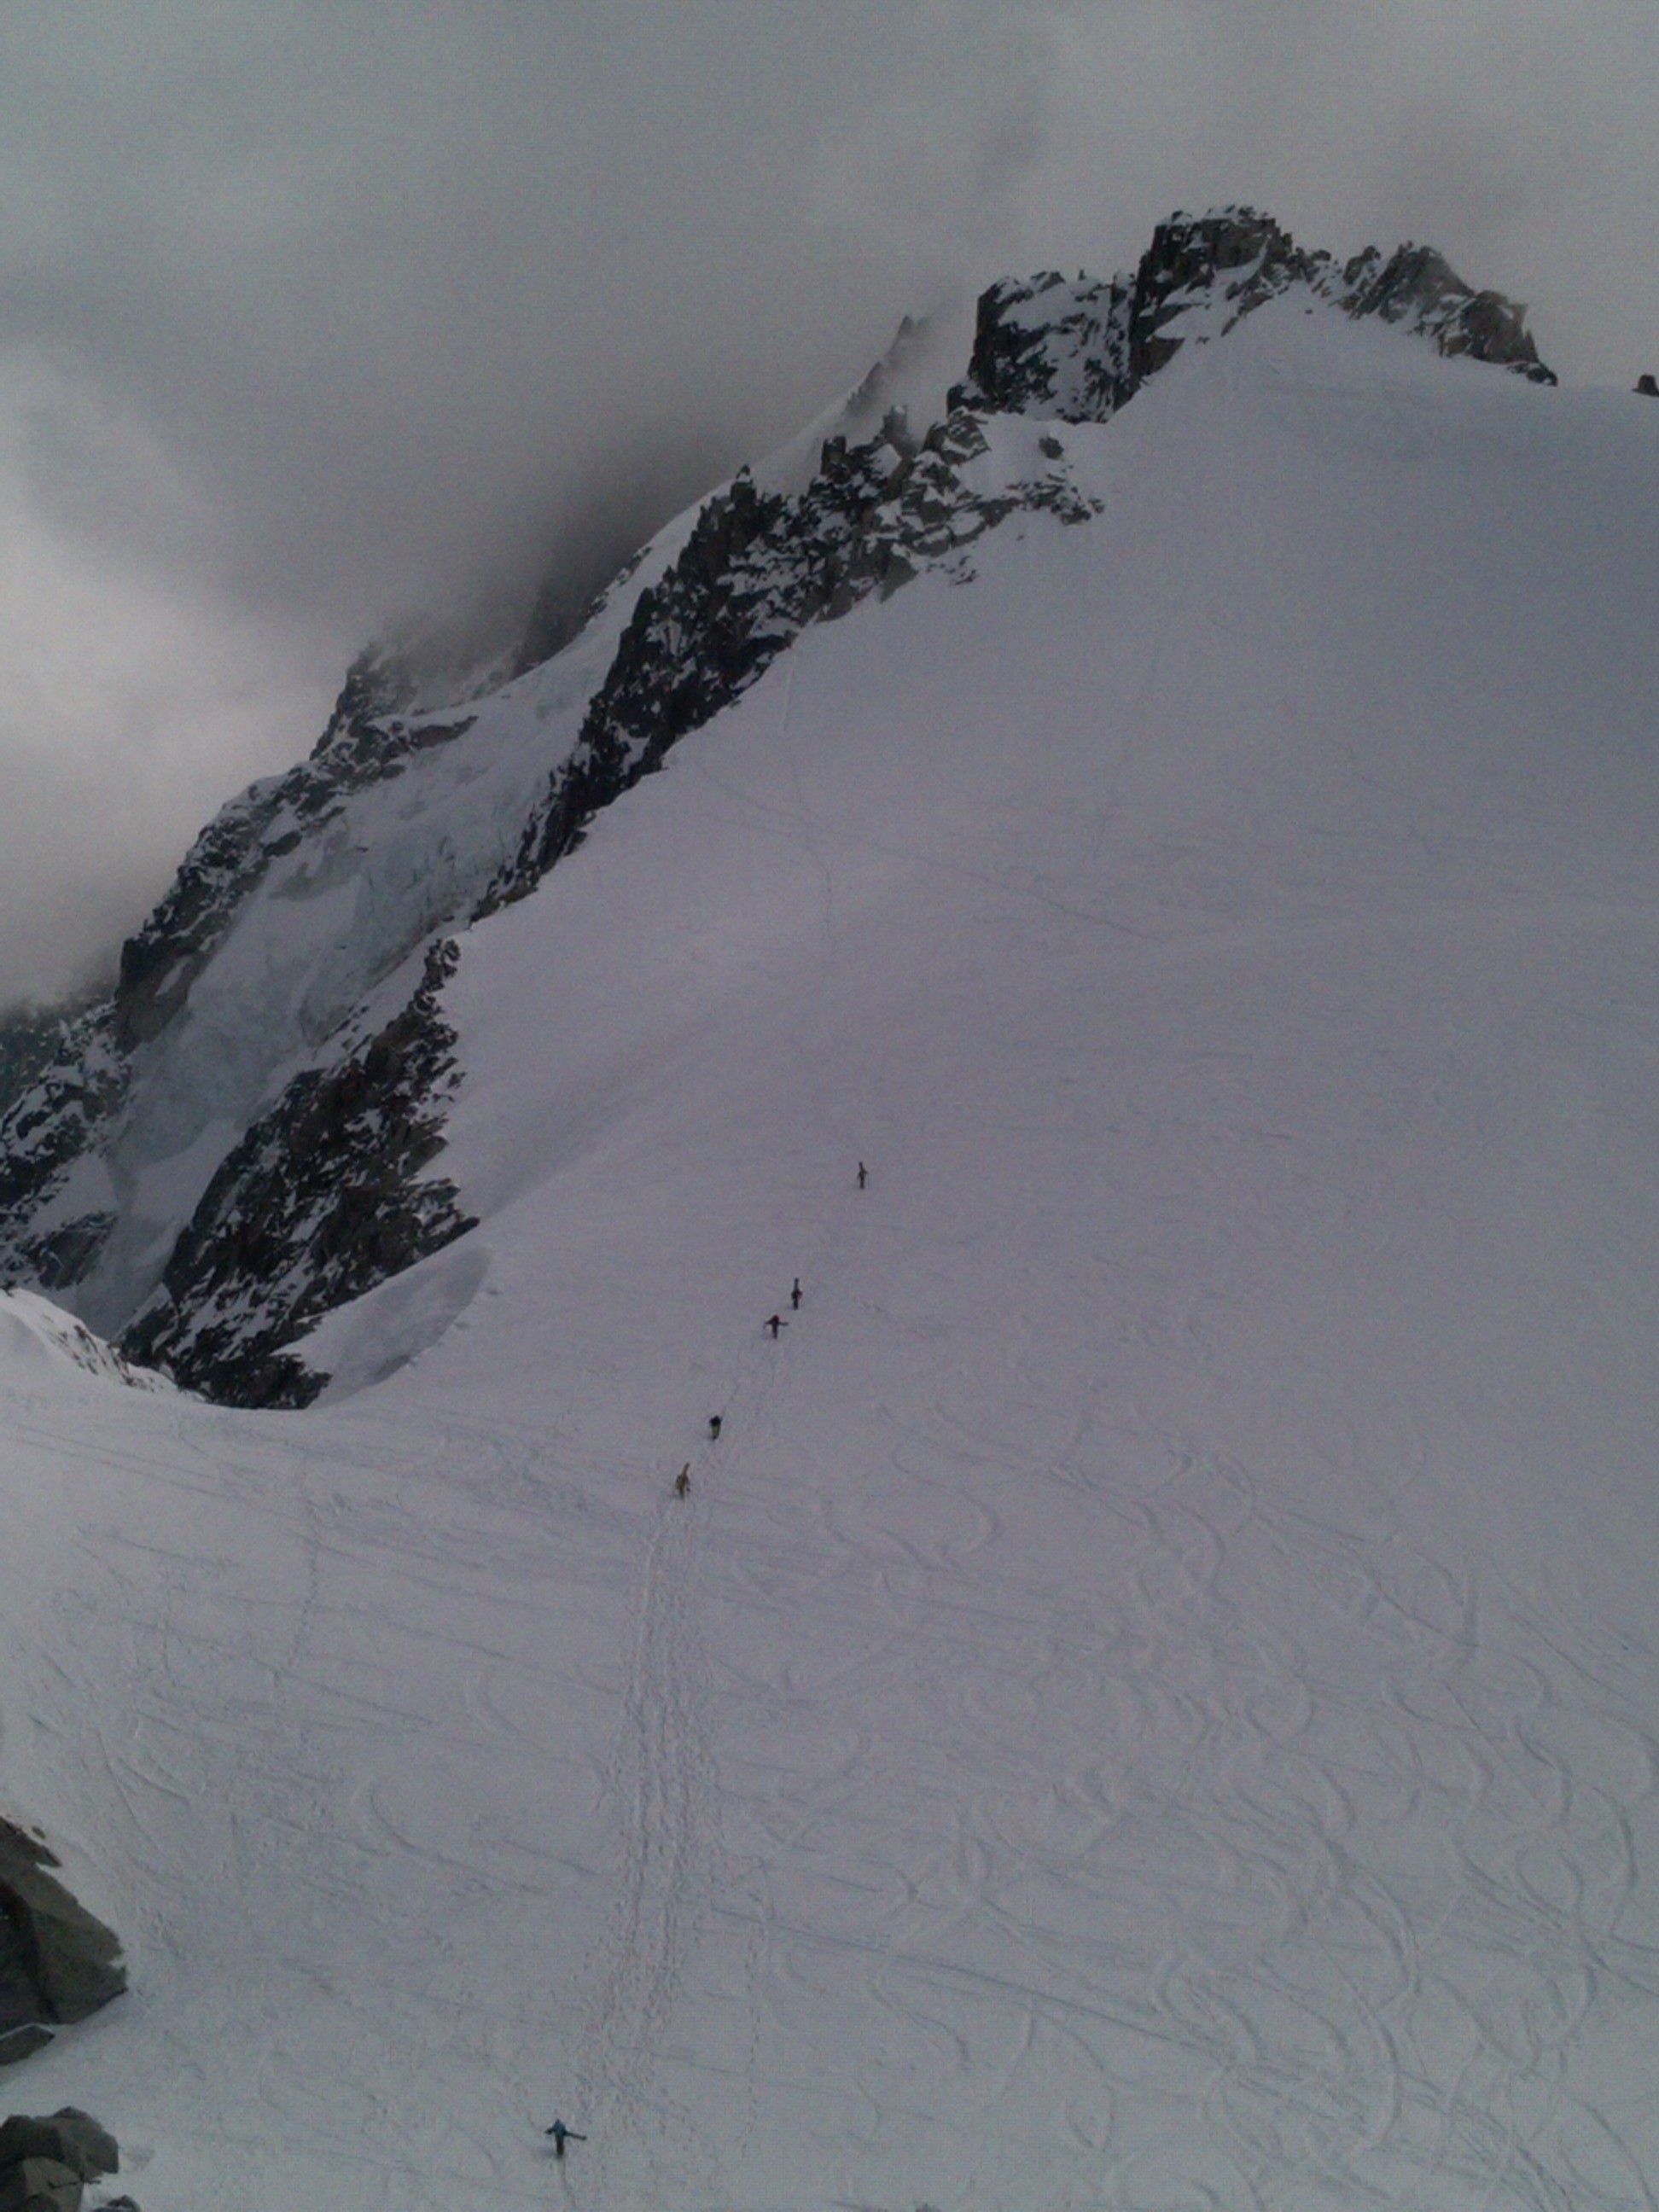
[572,1407,721,2205]
[702,1386,1659,2209]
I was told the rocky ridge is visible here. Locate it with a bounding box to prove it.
[947,208,1554,423]
[482,409,1099,906]
[114,651,474,1053]
[122,940,474,1406]
[0,208,1557,1405]
[0,1823,125,2073]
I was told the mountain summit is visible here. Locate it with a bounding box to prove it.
[0,208,1556,1404]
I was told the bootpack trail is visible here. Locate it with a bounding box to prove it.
[567,1149,864,2207]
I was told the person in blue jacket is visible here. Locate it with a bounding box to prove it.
[545,2120,586,2160]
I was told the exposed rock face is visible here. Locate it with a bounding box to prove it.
[485,411,1100,905]
[115,650,474,1052]
[949,208,1555,426]
[121,940,474,1406]
[0,2157,80,2212]
[948,271,1132,423]
[0,206,1561,1402]
[0,1824,125,2061]
[0,1012,125,1293]
[0,1001,102,1131]
[0,2109,120,2212]
[1337,241,1554,378]
[0,2113,118,2183]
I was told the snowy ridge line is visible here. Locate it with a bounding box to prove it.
[0,207,1557,1412]
[0,1285,174,1391]
[474,414,1100,915]
[948,204,1554,426]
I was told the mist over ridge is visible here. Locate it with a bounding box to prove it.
[2,0,1657,1004]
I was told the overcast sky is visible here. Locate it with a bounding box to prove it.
[2,0,1655,1006]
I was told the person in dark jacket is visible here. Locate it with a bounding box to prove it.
[708,1414,722,1441]
[857,1161,868,1189]
[544,2121,586,2160]
[765,1313,788,1339]
[790,1278,802,1309]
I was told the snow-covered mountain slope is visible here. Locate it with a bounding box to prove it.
[0,208,1553,1406]
[5,274,1659,2211]
[0,1288,172,1394]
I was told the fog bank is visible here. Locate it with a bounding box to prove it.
[2,0,1655,1003]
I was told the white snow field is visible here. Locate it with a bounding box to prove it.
[9,298,1659,2209]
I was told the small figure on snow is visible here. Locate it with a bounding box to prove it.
[790,1278,802,1309]
[765,1313,788,1339]
[856,1161,868,1190]
[708,1414,722,1441]
[675,1464,690,1499]
[544,2121,586,2161]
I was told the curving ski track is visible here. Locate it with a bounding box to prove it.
[571,1471,720,2207]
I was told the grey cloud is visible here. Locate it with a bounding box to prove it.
[0,0,1655,1004]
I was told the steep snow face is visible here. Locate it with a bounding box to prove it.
[0,208,1557,1403]
[3,297,1659,2210]
[0,1288,172,1392]
[949,207,1556,423]
[0,503,706,1340]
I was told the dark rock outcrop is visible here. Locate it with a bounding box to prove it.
[1337,241,1553,379]
[948,270,1133,423]
[950,207,1555,428]
[115,649,474,1053]
[0,1001,102,1132]
[0,2109,119,2212]
[0,1825,125,2063]
[120,940,475,1406]
[0,2113,117,2182]
[483,411,1098,906]
[0,1010,125,1293]
[0,2157,79,2212]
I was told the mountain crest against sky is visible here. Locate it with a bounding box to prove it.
[0,207,1557,1404]
[950,207,1554,423]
